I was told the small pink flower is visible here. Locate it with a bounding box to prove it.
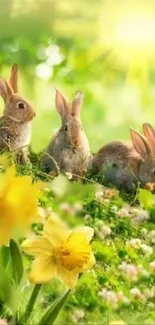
[99,289,118,308]
[130,288,142,299]
[117,208,129,218]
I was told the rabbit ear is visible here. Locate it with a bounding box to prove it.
[9,63,18,93]
[72,91,83,118]
[143,123,155,154]
[55,89,69,118]
[0,77,13,102]
[130,128,151,159]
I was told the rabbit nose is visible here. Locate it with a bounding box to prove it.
[33,112,36,118]
[145,182,155,192]
[72,138,80,147]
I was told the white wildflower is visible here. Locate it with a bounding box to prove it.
[150,261,155,271]
[122,296,130,305]
[141,244,153,256]
[147,302,155,310]
[95,222,111,240]
[130,288,142,299]
[117,291,130,305]
[130,208,139,216]
[141,269,150,278]
[119,262,138,281]
[133,210,149,223]
[70,308,85,323]
[95,191,104,202]
[73,202,83,213]
[84,214,93,222]
[111,205,118,213]
[74,309,85,319]
[117,208,129,218]
[102,225,111,236]
[141,228,148,236]
[147,230,155,244]
[143,288,154,299]
[59,202,72,214]
[127,238,141,249]
[66,172,73,180]
[103,198,110,205]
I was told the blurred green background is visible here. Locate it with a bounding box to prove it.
[0,0,155,153]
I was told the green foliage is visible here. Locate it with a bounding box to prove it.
[0,266,13,311]
[1,0,155,324]
[138,189,155,208]
[10,239,24,286]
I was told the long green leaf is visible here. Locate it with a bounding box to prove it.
[0,266,15,312]
[39,289,71,325]
[0,246,10,269]
[10,239,24,286]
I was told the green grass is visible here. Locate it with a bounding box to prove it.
[9,160,155,325]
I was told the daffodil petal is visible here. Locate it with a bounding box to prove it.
[43,215,70,247]
[72,226,94,243]
[29,256,57,283]
[21,236,53,256]
[0,229,10,246]
[78,252,96,272]
[57,265,79,288]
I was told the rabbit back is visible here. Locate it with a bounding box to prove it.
[92,141,141,190]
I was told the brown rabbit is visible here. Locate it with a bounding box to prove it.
[0,64,36,163]
[41,89,91,178]
[92,124,155,191]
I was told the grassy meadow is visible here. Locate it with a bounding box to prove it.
[0,0,155,324]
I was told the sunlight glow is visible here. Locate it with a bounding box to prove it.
[115,14,155,47]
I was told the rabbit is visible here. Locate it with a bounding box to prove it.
[91,123,155,191]
[0,64,36,163]
[41,89,91,178]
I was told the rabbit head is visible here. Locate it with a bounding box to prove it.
[55,89,86,148]
[130,127,155,185]
[0,64,36,123]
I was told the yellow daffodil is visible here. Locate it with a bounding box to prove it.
[0,166,43,246]
[21,215,95,288]
[0,153,13,169]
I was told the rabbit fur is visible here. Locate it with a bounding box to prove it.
[0,64,35,163]
[41,89,91,178]
[92,124,155,191]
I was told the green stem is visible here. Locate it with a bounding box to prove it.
[38,289,71,325]
[19,284,42,324]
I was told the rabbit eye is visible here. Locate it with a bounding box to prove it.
[65,125,68,131]
[18,102,25,109]
[152,168,155,176]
